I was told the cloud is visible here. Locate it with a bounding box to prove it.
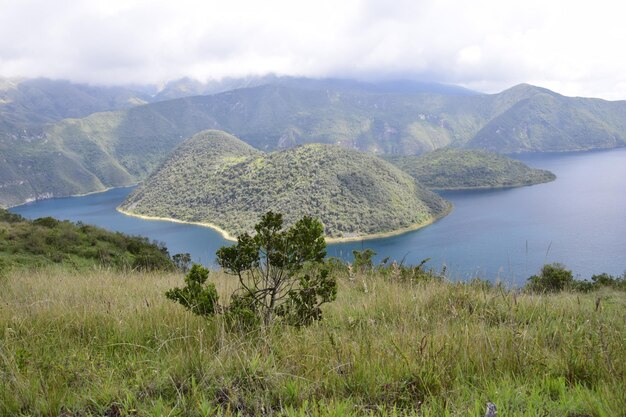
[1,0,626,99]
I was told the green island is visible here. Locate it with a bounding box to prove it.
[385,148,556,189]
[118,130,450,240]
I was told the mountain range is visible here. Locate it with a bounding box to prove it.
[1,76,624,207]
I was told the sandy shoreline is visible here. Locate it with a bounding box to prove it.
[116,207,237,241]
[117,202,453,244]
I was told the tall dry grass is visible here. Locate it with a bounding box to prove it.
[1,266,624,416]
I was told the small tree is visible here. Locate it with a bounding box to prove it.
[172,253,192,272]
[165,264,220,316]
[352,249,376,273]
[527,263,574,293]
[166,212,337,328]
[216,211,336,326]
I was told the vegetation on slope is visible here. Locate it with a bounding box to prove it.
[385,148,556,189]
[0,208,174,270]
[120,130,449,239]
[0,77,150,135]
[468,84,626,153]
[3,80,625,207]
[1,263,624,416]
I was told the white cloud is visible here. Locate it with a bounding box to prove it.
[1,0,626,99]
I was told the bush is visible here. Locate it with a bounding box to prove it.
[172,253,192,272]
[165,264,220,316]
[591,272,626,291]
[165,212,338,328]
[217,211,337,327]
[527,263,573,293]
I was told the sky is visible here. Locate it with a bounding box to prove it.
[1,0,626,99]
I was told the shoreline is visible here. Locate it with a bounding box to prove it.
[7,183,138,209]
[117,202,454,244]
[428,176,556,192]
[116,207,238,241]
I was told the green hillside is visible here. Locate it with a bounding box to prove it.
[2,80,626,207]
[119,130,450,239]
[0,208,173,270]
[468,85,626,152]
[385,148,556,189]
[0,77,149,134]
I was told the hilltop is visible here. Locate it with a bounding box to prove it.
[385,148,556,189]
[119,130,450,240]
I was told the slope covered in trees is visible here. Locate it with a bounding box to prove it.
[385,148,556,189]
[119,130,450,239]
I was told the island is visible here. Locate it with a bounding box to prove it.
[118,130,451,241]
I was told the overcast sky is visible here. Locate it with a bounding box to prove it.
[1,0,625,99]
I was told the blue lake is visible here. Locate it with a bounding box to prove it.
[11,148,626,285]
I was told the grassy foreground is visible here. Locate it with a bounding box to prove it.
[1,267,625,416]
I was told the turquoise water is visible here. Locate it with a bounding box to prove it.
[11,148,626,285]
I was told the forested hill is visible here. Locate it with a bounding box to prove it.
[119,130,450,240]
[385,148,556,189]
[2,79,625,207]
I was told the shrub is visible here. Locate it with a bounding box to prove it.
[166,212,338,328]
[527,263,574,293]
[165,264,220,316]
[216,211,337,327]
[172,253,192,272]
[352,249,376,273]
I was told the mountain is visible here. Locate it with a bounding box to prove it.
[2,79,625,207]
[467,84,626,152]
[384,148,556,189]
[119,130,450,240]
[0,77,150,135]
[152,75,476,101]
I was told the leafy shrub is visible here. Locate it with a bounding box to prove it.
[33,217,60,228]
[591,272,626,290]
[165,212,337,328]
[216,211,337,327]
[526,264,626,293]
[352,249,376,273]
[172,253,192,272]
[165,264,220,316]
[570,279,596,293]
[527,263,574,293]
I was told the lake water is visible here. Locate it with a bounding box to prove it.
[10,148,626,285]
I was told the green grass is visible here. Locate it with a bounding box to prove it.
[1,266,624,416]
